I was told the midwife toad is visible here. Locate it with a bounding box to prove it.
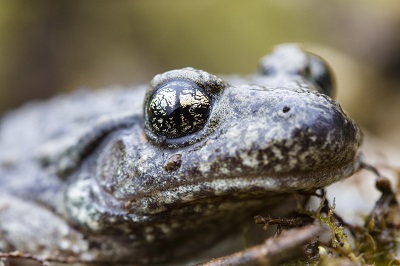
[0,44,362,265]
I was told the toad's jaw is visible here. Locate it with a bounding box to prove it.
[126,153,362,216]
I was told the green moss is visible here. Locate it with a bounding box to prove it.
[305,182,400,265]
[307,194,364,265]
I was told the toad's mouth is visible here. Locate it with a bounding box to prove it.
[125,154,362,216]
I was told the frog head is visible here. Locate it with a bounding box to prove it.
[65,45,362,255]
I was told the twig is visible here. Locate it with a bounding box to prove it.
[198,224,322,266]
[0,251,96,265]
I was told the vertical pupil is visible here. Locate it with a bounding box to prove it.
[166,96,181,134]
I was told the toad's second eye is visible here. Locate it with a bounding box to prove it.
[146,80,211,139]
[307,53,335,97]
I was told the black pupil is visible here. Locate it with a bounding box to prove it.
[147,81,210,139]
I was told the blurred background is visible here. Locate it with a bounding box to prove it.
[0,0,400,147]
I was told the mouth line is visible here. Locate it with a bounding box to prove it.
[126,156,362,216]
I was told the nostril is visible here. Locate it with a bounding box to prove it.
[282,106,291,113]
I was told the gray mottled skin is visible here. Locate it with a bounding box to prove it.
[0,45,362,264]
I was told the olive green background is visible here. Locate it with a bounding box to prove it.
[1,0,400,147]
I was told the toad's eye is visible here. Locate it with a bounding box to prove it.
[146,80,211,139]
[307,53,334,97]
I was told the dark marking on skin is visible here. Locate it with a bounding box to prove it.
[163,154,182,172]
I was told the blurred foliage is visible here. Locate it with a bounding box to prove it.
[1,0,400,146]
[0,1,315,113]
